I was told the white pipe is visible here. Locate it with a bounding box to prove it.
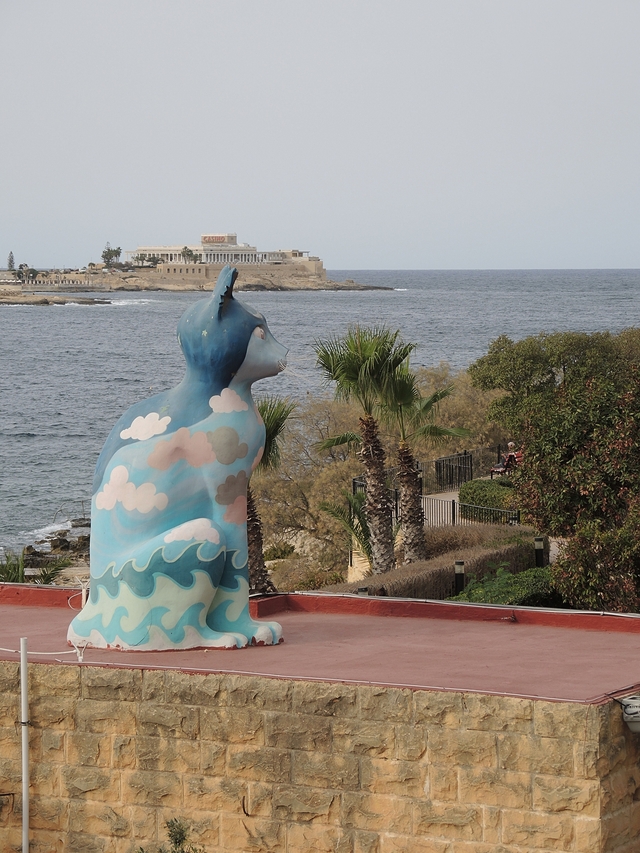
[20,637,29,853]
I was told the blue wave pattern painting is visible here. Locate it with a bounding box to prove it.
[68,267,286,650]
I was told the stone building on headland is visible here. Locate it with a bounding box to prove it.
[125,232,326,280]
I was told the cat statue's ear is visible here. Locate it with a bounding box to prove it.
[213,265,239,319]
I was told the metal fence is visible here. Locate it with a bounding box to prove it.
[352,444,519,527]
[422,496,520,527]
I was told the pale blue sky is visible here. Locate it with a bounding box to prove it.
[1,1,639,269]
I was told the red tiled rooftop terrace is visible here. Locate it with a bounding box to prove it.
[1,586,640,704]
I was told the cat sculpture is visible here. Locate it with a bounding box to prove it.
[68,266,286,650]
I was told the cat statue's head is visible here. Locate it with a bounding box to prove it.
[177,266,287,393]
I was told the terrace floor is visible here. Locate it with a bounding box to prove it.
[1,589,640,704]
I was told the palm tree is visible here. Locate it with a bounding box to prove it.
[380,368,469,563]
[320,489,372,571]
[247,395,296,594]
[314,327,414,574]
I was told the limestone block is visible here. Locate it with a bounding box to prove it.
[29,795,68,831]
[0,661,19,695]
[226,744,291,783]
[533,774,599,817]
[413,691,463,728]
[67,731,111,768]
[30,663,80,699]
[129,804,157,839]
[574,816,602,852]
[533,701,599,741]
[429,728,497,769]
[292,681,358,718]
[341,792,412,834]
[360,757,427,797]
[30,761,61,797]
[287,822,353,853]
[379,832,450,853]
[461,694,533,733]
[226,674,292,711]
[573,740,601,780]
[75,699,137,735]
[158,808,219,848]
[221,813,285,852]
[501,808,575,850]
[0,756,22,789]
[246,781,273,817]
[61,766,120,802]
[40,729,65,763]
[497,733,574,775]
[602,807,634,851]
[112,736,136,770]
[459,767,532,809]
[265,711,332,751]
[201,705,265,745]
[200,740,226,776]
[183,774,247,813]
[81,667,142,702]
[272,784,339,824]
[413,801,483,841]
[292,750,358,791]
[357,687,413,723]
[601,764,640,812]
[394,724,426,761]
[68,801,130,837]
[353,829,380,853]
[136,734,200,773]
[164,670,226,706]
[65,832,108,853]
[28,830,67,853]
[141,669,165,702]
[482,805,501,843]
[122,769,183,807]
[137,703,199,739]
[0,726,20,760]
[30,696,78,731]
[428,764,459,802]
[332,719,395,758]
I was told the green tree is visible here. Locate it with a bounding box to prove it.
[469,330,640,610]
[247,395,296,594]
[182,246,195,263]
[132,253,148,266]
[7,251,14,271]
[379,370,469,562]
[101,243,122,267]
[320,489,372,570]
[314,327,413,574]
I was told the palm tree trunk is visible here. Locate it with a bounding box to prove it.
[396,442,428,562]
[247,485,277,594]
[358,415,395,574]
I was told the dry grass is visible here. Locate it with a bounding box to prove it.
[280,524,538,599]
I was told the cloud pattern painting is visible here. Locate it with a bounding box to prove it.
[68,267,288,651]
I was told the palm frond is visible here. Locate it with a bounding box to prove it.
[256,395,296,470]
[320,490,372,568]
[315,432,362,452]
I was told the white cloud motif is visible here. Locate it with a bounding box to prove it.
[209,388,248,413]
[96,465,168,513]
[120,412,171,441]
[164,518,221,545]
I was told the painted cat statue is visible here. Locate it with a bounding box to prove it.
[68,266,286,651]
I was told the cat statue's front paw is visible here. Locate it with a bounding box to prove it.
[250,621,283,646]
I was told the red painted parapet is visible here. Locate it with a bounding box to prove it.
[0,583,81,609]
[250,591,640,635]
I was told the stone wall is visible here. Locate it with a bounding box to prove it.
[0,661,638,852]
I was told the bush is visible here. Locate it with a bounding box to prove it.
[458,479,517,523]
[449,564,566,608]
[263,542,295,561]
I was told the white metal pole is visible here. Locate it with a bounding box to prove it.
[20,637,29,853]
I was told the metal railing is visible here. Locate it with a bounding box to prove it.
[352,444,519,527]
[422,496,520,527]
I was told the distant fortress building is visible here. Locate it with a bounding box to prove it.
[124,233,325,278]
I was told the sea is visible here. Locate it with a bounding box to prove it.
[2,268,640,553]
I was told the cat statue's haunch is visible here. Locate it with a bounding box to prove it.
[68,266,286,651]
